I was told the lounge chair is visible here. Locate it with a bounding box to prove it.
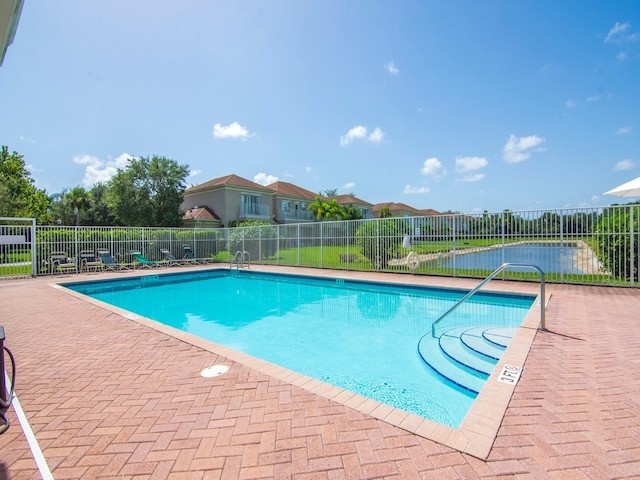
[97,249,131,271]
[130,250,167,269]
[160,248,187,266]
[80,250,104,273]
[50,252,78,275]
[183,245,209,264]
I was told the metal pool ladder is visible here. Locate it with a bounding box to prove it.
[230,250,250,270]
[430,263,546,338]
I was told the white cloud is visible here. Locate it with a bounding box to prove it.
[605,22,631,43]
[188,169,202,179]
[341,182,356,191]
[617,51,628,62]
[368,127,385,144]
[403,185,430,194]
[420,157,446,178]
[385,61,399,75]
[613,159,635,171]
[73,153,133,187]
[253,172,279,185]
[340,125,367,146]
[455,156,488,173]
[502,134,546,164]
[586,94,603,103]
[456,173,486,183]
[565,99,577,108]
[339,125,385,146]
[617,126,631,135]
[213,122,254,139]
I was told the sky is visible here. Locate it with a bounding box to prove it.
[1,0,639,214]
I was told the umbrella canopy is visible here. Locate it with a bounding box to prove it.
[604,176,640,198]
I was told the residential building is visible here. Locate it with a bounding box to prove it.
[266,181,317,223]
[182,174,438,227]
[182,174,274,227]
[373,202,421,218]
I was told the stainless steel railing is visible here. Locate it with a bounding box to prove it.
[430,263,546,338]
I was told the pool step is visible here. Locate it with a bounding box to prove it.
[418,326,516,394]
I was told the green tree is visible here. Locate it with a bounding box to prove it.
[228,220,278,260]
[66,186,90,225]
[322,188,338,197]
[342,204,363,220]
[308,196,345,221]
[594,204,639,281]
[379,207,392,218]
[0,146,50,223]
[107,155,189,226]
[85,183,116,226]
[355,219,404,268]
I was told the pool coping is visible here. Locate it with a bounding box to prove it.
[54,265,544,460]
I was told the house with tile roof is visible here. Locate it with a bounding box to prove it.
[372,202,420,218]
[182,174,274,227]
[182,174,439,227]
[266,181,317,223]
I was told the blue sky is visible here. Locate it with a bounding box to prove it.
[1,1,639,213]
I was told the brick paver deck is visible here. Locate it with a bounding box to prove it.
[1,266,639,479]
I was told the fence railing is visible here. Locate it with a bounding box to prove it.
[1,205,638,286]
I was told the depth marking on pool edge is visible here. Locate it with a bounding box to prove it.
[497,364,522,385]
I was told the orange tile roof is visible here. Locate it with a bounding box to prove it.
[185,174,274,194]
[266,181,318,200]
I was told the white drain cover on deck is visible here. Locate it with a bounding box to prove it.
[200,365,229,377]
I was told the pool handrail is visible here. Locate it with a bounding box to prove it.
[230,250,250,270]
[430,263,546,338]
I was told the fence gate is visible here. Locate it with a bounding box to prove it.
[0,218,36,279]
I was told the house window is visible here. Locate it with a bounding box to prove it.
[241,194,261,216]
[281,200,291,214]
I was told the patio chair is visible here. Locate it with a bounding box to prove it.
[79,250,104,273]
[183,245,209,264]
[50,251,78,275]
[130,250,167,269]
[97,249,131,271]
[160,248,187,266]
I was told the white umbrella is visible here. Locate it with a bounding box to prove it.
[604,176,640,198]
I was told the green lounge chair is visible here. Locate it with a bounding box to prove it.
[130,250,166,269]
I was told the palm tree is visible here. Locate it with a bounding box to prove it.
[66,186,90,226]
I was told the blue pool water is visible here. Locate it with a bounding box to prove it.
[66,270,534,428]
[435,242,582,274]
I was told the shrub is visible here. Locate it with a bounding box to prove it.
[355,219,404,268]
[594,205,639,281]
[228,220,278,260]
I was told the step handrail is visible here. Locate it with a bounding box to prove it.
[230,250,250,270]
[431,263,546,338]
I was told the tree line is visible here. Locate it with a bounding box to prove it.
[1,146,188,227]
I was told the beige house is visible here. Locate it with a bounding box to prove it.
[182,174,274,227]
[266,181,317,223]
[182,174,439,227]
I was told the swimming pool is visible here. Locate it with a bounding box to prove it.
[434,242,583,274]
[65,269,535,428]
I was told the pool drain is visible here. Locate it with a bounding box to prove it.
[200,365,229,378]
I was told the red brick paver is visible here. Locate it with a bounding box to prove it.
[1,267,639,479]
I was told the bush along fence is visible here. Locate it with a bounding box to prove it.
[1,204,639,287]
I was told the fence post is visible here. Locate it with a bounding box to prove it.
[631,206,635,287]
